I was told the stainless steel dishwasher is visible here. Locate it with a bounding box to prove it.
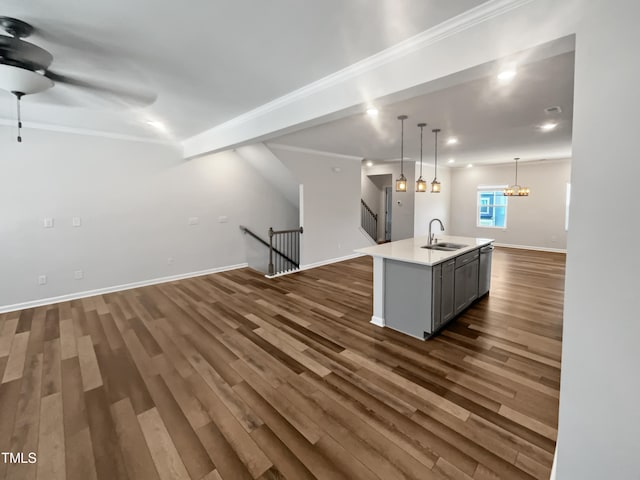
[479,244,494,297]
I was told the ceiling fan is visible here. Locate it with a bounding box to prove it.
[0,16,156,142]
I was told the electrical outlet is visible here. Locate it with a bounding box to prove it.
[167,257,174,265]
[218,216,228,223]
[188,217,200,225]
[74,270,84,280]
[38,275,47,285]
[72,216,82,227]
[43,217,54,228]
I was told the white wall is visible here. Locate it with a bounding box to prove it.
[269,145,370,266]
[557,2,640,478]
[449,159,571,250]
[0,127,297,309]
[363,162,415,241]
[413,164,452,237]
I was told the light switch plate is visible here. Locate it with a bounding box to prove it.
[72,216,82,227]
[188,217,200,225]
[218,216,228,223]
[38,275,47,285]
[43,217,54,228]
[74,270,84,280]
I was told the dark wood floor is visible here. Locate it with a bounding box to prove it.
[0,247,565,480]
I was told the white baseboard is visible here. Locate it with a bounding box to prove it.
[265,269,300,279]
[494,243,567,254]
[0,263,248,314]
[264,252,366,279]
[300,253,364,271]
[370,316,385,327]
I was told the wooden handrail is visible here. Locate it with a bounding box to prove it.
[271,227,304,235]
[239,225,299,269]
[361,199,377,220]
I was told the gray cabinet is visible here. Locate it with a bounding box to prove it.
[454,249,479,315]
[384,247,483,339]
[431,259,455,333]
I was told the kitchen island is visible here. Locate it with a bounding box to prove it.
[356,235,494,339]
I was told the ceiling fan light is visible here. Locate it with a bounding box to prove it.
[416,177,427,192]
[0,63,53,95]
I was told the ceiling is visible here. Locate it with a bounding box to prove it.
[0,0,487,140]
[270,50,575,166]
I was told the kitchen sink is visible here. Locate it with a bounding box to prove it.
[434,242,467,249]
[421,242,468,251]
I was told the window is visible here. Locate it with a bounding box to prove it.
[477,189,507,228]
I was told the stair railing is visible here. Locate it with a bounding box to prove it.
[361,199,378,241]
[268,226,303,276]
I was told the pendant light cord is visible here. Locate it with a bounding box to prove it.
[400,118,404,175]
[434,129,439,179]
[13,91,24,143]
[515,157,519,185]
[419,125,424,177]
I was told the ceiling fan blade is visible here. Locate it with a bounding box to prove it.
[44,70,157,107]
[0,35,53,70]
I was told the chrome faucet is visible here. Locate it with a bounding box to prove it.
[428,218,444,245]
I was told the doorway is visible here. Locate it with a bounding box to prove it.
[384,186,392,242]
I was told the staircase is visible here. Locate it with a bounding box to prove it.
[240,225,303,277]
[361,199,378,242]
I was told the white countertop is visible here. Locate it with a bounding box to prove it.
[355,235,494,266]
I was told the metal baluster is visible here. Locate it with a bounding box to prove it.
[279,234,282,273]
[268,228,274,275]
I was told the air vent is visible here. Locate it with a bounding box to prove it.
[545,106,562,114]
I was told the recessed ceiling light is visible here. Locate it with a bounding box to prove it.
[448,158,455,164]
[497,69,517,82]
[366,107,379,117]
[366,161,373,167]
[540,122,558,131]
[467,164,473,168]
[146,120,166,131]
[446,137,458,145]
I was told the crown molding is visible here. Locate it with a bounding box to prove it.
[0,118,180,147]
[267,143,364,161]
[182,0,535,156]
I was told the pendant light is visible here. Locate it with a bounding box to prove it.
[431,128,441,193]
[395,115,408,192]
[416,123,427,192]
[503,157,530,196]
